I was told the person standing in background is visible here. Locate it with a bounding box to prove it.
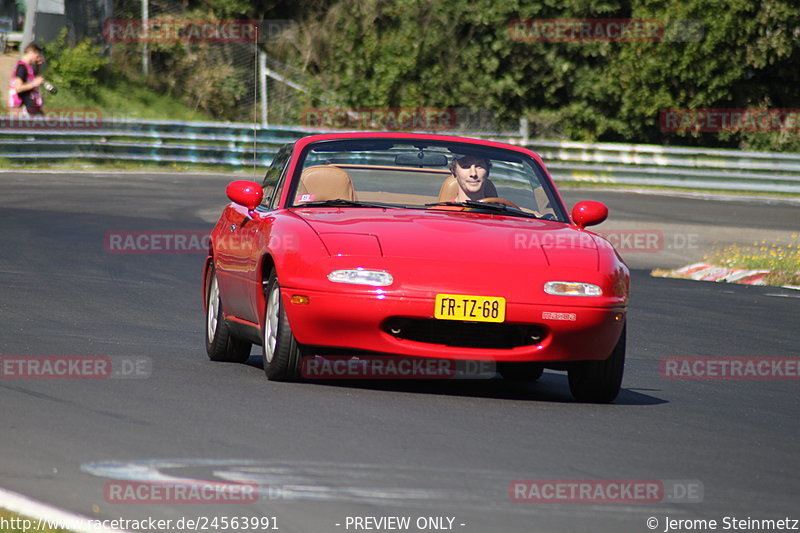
[8,42,47,116]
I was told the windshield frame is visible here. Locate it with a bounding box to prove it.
[286,136,569,222]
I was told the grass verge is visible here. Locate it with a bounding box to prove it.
[652,234,800,286]
[43,73,211,122]
[708,235,800,285]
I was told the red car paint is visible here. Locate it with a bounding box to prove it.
[203,132,629,395]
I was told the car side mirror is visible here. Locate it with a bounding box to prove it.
[571,201,608,229]
[226,180,263,213]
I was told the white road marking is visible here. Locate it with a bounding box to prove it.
[0,486,129,533]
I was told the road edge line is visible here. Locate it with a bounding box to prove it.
[0,486,129,533]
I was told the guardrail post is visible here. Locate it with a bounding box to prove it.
[520,118,529,146]
[259,51,268,128]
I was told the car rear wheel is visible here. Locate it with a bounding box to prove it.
[568,324,626,403]
[205,266,252,363]
[498,362,544,381]
[262,270,302,380]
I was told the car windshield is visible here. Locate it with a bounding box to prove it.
[290,138,567,221]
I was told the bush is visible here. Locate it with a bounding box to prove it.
[42,31,106,96]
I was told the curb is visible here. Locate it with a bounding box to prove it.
[653,262,800,290]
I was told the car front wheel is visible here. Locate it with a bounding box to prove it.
[262,270,302,380]
[567,324,626,403]
[205,265,252,363]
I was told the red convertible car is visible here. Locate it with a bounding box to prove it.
[203,132,629,402]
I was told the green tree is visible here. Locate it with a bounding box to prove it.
[607,0,800,149]
[272,0,799,149]
[110,0,799,149]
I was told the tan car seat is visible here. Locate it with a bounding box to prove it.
[296,165,356,202]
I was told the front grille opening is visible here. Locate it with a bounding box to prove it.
[383,317,546,349]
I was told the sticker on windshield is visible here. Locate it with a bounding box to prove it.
[296,193,315,203]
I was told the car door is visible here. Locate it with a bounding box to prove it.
[215,144,294,324]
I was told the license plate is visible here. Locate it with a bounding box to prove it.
[434,294,506,323]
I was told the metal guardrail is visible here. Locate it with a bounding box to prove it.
[523,140,800,193]
[0,118,306,165]
[1,118,799,194]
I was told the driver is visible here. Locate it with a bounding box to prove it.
[450,155,491,202]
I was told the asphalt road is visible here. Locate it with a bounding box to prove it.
[1,171,798,533]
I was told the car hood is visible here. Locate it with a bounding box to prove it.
[293,208,598,269]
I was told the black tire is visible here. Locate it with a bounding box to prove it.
[262,270,302,380]
[568,324,626,403]
[205,265,252,363]
[498,362,544,381]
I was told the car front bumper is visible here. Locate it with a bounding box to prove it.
[282,288,625,363]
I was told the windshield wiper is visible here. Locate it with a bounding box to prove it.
[295,199,401,209]
[425,201,538,219]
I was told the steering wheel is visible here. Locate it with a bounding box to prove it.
[479,197,521,210]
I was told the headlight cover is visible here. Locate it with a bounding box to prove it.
[544,281,603,297]
[328,268,394,287]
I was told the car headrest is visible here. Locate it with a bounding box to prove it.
[437,175,497,202]
[297,165,355,202]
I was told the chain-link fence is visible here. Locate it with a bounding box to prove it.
[260,52,323,127]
